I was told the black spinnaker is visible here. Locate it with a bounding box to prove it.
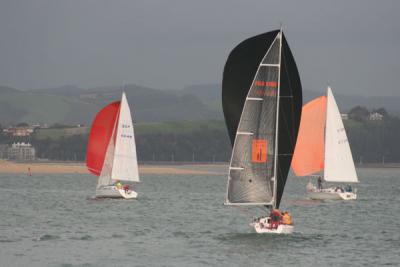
[222,30,302,208]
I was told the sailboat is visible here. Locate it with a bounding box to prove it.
[292,86,358,200]
[86,92,140,199]
[222,29,303,234]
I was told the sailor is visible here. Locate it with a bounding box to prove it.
[281,211,293,225]
[317,176,323,190]
[123,184,130,193]
[270,209,281,229]
[335,186,344,193]
[115,180,123,189]
[345,184,352,192]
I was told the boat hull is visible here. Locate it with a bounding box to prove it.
[96,186,137,199]
[252,217,294,234]
[308,188,357,201]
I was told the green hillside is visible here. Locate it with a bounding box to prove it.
[1,84,221,126]
[2,83,399,126]
[0,91,99,125]
[32,120,225,140]
[135,120,225,135]
[34,127,89,140]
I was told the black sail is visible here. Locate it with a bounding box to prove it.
[222,30,302,208]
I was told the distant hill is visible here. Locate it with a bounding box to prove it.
[76,84,220,122]
[31,85,84,97]
[180,84,223,117]
[303,89,400,115]
[1,84,220,125]
[0,83,398,126]
[184,84,400,116]
[0,86,19,94]
[0,88,98,125]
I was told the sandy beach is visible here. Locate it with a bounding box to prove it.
[0,160,225,175]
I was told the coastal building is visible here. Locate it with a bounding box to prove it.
[8,142,36,161]
[341,113,349,120]
[0,144,8,159]
[3,126,34,137]
[369,112,384,121]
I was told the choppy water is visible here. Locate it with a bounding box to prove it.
[0,166,399,266]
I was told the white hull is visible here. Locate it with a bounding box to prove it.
[307,185,357,201]
[252,217,294,234]
[96,185,137,199]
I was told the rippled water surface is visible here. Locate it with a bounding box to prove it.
[0,166,399,266]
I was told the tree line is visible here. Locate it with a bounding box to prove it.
[1,107,399,163]
[345,107,400,163]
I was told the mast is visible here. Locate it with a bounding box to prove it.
[323,86,329,181]
[272,28,283,209]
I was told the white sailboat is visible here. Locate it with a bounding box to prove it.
[86,92,140,199]
[292,87,358,200]
[222,29,303,234]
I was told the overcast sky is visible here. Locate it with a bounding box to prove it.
[0,0,399,96]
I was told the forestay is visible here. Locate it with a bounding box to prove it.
[324,87,358,182]
[226,33,281,205]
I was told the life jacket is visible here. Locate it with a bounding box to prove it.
[282,214,292,225]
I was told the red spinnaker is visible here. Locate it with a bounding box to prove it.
[292,96,327,176]
[86,101,120,176]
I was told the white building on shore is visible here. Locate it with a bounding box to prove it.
[8,142,36,161]
[369,112,384,121]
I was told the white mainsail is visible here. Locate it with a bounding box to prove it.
[324,87,358,183]
[111,92,140,182]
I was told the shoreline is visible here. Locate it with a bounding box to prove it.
[0,160,399,175]
[0,160,225,175]
[355,163,400,168]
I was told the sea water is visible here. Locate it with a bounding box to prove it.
[0,167,399,266]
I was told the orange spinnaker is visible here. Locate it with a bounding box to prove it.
[292,96,327,176]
